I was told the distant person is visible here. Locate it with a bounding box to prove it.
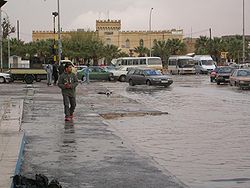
[45,64,53,86]
[52,63,59,85]
[83,64,90,84]
[58,63,79,121]
[58,63,64,75]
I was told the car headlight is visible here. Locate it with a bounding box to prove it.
[152,78,160,81]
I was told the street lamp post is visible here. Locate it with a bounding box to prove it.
[57,0,62,65]
[149,8,153,57]
[242,0,245,64]
[52,12,58,64]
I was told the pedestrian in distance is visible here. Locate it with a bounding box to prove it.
[52,63,59,85]
[83,64,90,84]
[58,63,64,75]
[58,63,79,121]
[45,64,53,86]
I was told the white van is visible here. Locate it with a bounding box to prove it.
[193,55,216,73]
[168,56,196,74]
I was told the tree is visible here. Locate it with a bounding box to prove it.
[166,38,186,55]
[103,44,121,65]
[134,46,149,57]
[195,36,210,55]
[2,17,15,39]
[152,40,169,66]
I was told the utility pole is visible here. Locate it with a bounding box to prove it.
[57,0,62,65]
[17,20,19,40]
[209,28,212,40]
[242,0,245,64]
[149,8,153,57]
[0,0,7,72]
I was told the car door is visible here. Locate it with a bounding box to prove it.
[230,70,237,85]
[137,70,147,85]
[132,69,141,84]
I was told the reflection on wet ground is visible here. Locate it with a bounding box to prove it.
[104,75,250,188]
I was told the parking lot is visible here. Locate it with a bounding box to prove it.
[102,74,250,188]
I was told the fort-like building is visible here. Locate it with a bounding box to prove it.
[32,19,183,54]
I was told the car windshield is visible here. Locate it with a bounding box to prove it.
[237,70,250,77]
[218,67,232,73]
[178,59,195,68]
[144,70,162,76]
[201,60,214,66]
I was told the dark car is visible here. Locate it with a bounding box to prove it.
[126,68,173,87]
[216,66,235,85]
[229,69,250,89]
[77,66,114,81]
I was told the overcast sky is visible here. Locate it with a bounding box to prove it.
[4,0,250,41]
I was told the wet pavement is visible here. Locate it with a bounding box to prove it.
[17,82,187,188]
[1,74,250,188]
[102,75,250,188]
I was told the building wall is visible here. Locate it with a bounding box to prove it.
[32,20,184,55]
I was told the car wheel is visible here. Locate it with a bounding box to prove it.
[129,79,134,86]
[146,80,151,86]
[0,76,5,83]
[119,75,126,82]
[24,75,34,84]
[217,82,220,85]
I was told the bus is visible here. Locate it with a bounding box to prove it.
[168,56,196,74]
[112,57,163,71]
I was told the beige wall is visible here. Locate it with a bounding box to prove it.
[32,20,184,55]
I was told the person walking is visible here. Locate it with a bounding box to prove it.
[46,64,53,86]
[52,63,59,85]
[58,63,79,121]
[84,64,90,84]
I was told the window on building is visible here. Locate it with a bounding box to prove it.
[106,38,112,45]
[139,39,144,47]
[125,39,130,48]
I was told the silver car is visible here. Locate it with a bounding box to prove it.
[126,68,173,87]
[0,72,11,83]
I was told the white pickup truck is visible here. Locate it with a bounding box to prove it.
[109,66,132,82]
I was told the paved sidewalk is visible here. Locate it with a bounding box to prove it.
[0,99,25,188]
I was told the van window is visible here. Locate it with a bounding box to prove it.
[122,59,127,65]
[148,58,162,65]
[128,59,133,65]
[168,59,176,66]
[133,59,139,65]
[139,59,146,65]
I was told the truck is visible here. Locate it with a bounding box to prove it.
[9,57,47,84]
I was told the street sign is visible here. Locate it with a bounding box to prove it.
[0,0,7,8]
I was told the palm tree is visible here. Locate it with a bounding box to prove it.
[152,40,169,66]
[166,38,186,55]
[103,44,121,65]
[134,46,149,57]
[195,36,210,55]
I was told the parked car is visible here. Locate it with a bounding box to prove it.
[0,72,11,83]
[229,69,250,89]
[77,66,114,81]
[109,66,135,82]
[216,67,235,85]
[126,68,173,87]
